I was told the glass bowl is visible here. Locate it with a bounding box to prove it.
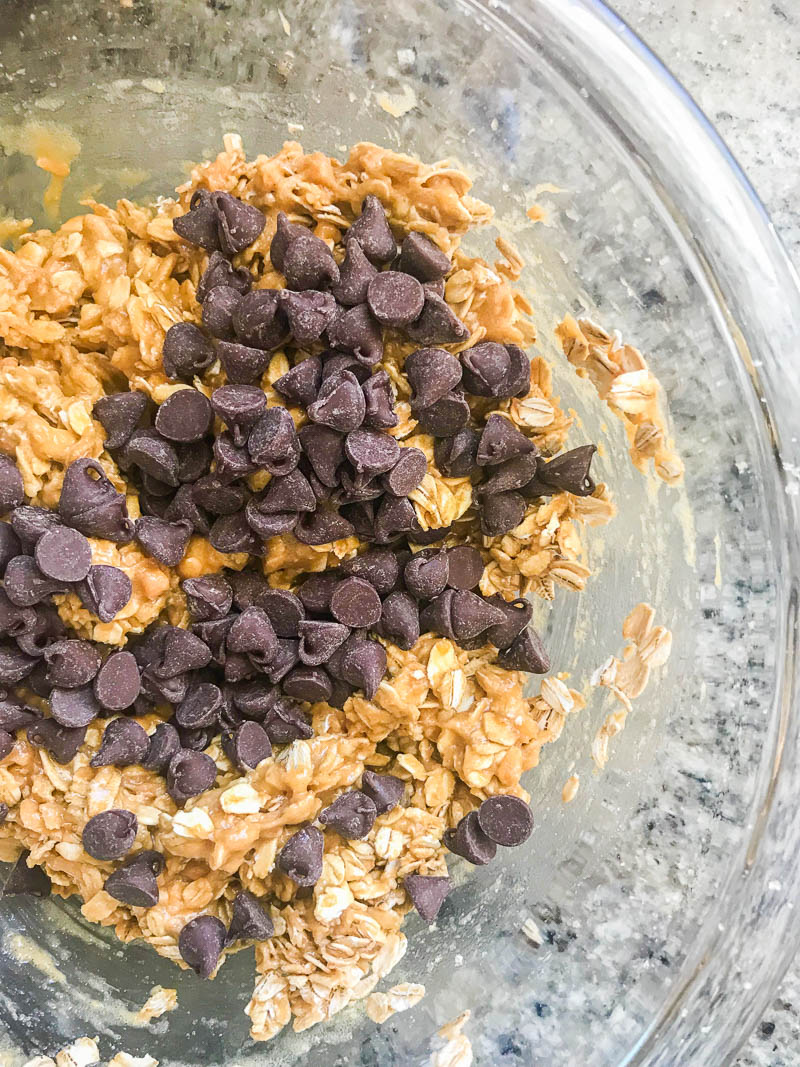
[1,1,799,1064]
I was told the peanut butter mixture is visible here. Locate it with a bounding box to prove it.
[0,136,615,1040]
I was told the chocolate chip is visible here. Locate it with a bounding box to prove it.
[196,250,252,303]
[10,506,62,552]
[283,233,340,291]
[294,507,355,546]
[331,237,378,305]
[415,391,470,438]
[336,635,386,699]
[298,620,349,666]
[329,577,381,628]
[339,468,381,504]
[258,589,305,638]
[214,431,258,482]
[3,852,51,897]
[280,289,338,344]
[59,459,134,542]
[173,191,221,250]
[140,668,191,706]
[373,494,417,544]
[433,429,479,479]
[231,291,288,353]
[208,511,262,555]
[76,565,132,624]
[15,605,63,658]
[259,468,315,515]
[538,444,597,496]
[175,721,217,751]
[418,588,456,640]
[201,284,240,340]
[232,679,278,720]
[26,717,85,763]
[480,492,526,537]
[192,476,248,518]
[227,889,274,943]
[211,385,267,445]
[402,551,447,601]
[31,526,91,585]
[361,770,404,815]
[347,195,396,264]
[126,430,180,488]
[43,638,101,689]
[341,548,399,596]
[360,371,397,431]
[444,546,483,591]
[140,473,174,500]
[222,720,272,772]
[451,590,506,642]
[404,874,451,922]
[93,391,148,451]
[477,794,533,847]
[217,340,271,385]
[46,685,97,730]
[405,292,468,345]
[213,191,265,255]
[162,322,215,381]
[397,232,451,282]
[177,438,213,484]
[282,666,332,703]
[497,627,550,673]
[154,389,214,444]
[182,579,231,627]
[0,455,24,517]
[142,722,181,773]
[93,651,141,712]
[0,591,35,639]
[445,810,497,865]
[483,596,532,650]
[477,414,536,467]
[245,503,298,539]
[366,271,424,328]
[0,700,41,732]
[478,453,539,496]
[0,730,13,760]
[90,717,149,767]
[3,557,65,609]
[461,342,530,398]
[297,573,340,615]
[345,430,400,477]
[175,682,223,730]
[405,348,462,412]
[423,278,446,298]
[326,305,383,366]
[226,607,278,661]
[0,525,21,577]
[322,353,372,384]
[247,407,302,476]
[155,627,212,678]
[82,808,138,860]
[270,212,309,272]
[374,591,420,651]
[298,424,345,487]
[263,695,311,741]
[277,825,324,887]
[135,516,192,567]
[104,853,159,908]
[378,447,424,498]
[178,914,227,979]
[273,355,323,409]
[167,749,217,805]
[319,789,377,840]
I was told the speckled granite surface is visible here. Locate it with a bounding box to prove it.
[611,4,800,1064]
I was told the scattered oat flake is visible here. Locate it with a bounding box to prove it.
[429,1010,473,1065]
[377,85,418,117]
[137,985,178,1023]
[54,1038,100,1067]
[562,773,579,803]
[278,10,291,35]
[521,916,543,946]
[365,982,426,1023]
[140,79,166,95]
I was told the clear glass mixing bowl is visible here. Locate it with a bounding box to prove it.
[1,1,799,1064]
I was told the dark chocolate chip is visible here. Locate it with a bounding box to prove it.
[476,413,536,467]
[330,577,382,628]
[280,289,337,344]
[478,453,539,496]
[232,679,278,720]
[222,720,272,772]
[274,355,323,409]
[269,212,308,273]
[176,683,223,730]
[93,391,148,451]
[162,322,215,381]
[415,391,470,438]
[345,430,399,477]
[326,304,383,366]
[477,794,534,846]
[140,473,174,499]
[173,190,221,250]
[367,271,424,328]
[404,552,449,600]
[226,607,278,660]
[331,237,378,305]
[461,342,530,398]
[339,500,376,543]
[496,627,550,674]
[445,810,497,865]
[336,635,386,700]
[259,468,315,514]
[3,852,51,897]
[126,430,180,487]
[0,524,21,577]
[263,695,311,742]
[405,348,462,410]
[155,627,212,678]
[178,914,227,979]
[90,717,149,767]
[294,508,355,546]
[450,590,506,642]
[48,685,99,729]
[298,620,349,666]
[380,447,426,497]
[217,340,271,385]
[361,770,404,814]
[257,589,305,639]
[282,666,332,703]
[298,424,345,487]
[321,353,372,384]
[0,801,8,822]
[27,717,85,763]
[347,195,396,264]
[483,596,532,650]
[0,700,41,732]
[201,284,240,341]
[297,573,341,615]
[445,546,484,590]
[155,389,213,443]
[283,233,340,291]
[213,430,257,482]
[142,722,181,773]
[104,853,159,908]
[423,278,446,298]
[537,444,597,496]
[208,511,262,555]
[166,749,217,805]
[373,494,417,544]
[319,789,377,840]
[375,591,420,651]
[211,384,267,443]
[248,407,302,476]
[361,370,398,430]
[397,232,451,282]
[33,526,92,584]
[11,505,62,552]
[196,250,252,303]
[183,576,233,623]
[405,292,469,345]
[404,874,451,922]
[14,605,63,658]
[245,503,298,539]
[4,557,67,608]
[175,722,217,751]
[192,475,249,516]
[44,639,101,688]
[232,289,289,351]
[277,825,324,887]
[227,889,274,943]
[341,548,399,597]
[82,808,138,860]
[76,565,132,623]
[0,643,37,687]
[418,589,457,640]
[0,456,24,516]
[0,591,35,638]
[213,191,265,255]
[93,651,140,711]
[58,459,134,542]
[479,492,526,537]
[0,730,13,760]
[135,516,192,567]
[339,468,382,504]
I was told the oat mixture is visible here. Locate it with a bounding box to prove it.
[0,136,622,1041]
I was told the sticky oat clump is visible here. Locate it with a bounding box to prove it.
[0,135,614,1041]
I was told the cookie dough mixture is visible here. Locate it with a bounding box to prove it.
[0,135,615,1040]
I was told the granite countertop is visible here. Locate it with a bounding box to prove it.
[609,2,800,1064]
